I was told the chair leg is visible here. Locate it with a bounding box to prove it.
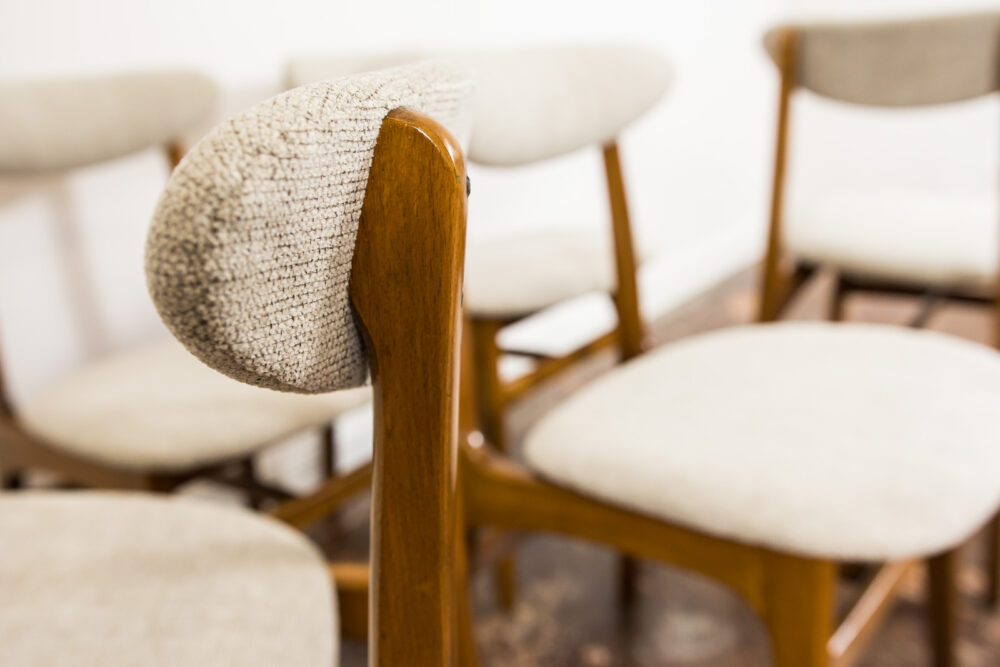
[928,549,959,667]
[761,552,835,667]
[469,318,517,612]
[320,423,337,479]
[829,272,846,322]
[618,555,639,611]
[987,514,1000,608]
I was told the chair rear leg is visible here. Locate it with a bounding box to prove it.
[469,319,517,611]
[762,552,835,667]
[986,515,1000,608]
[1,469,23,489]
[829,272,846,322]
[928,548,959,667]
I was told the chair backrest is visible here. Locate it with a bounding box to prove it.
[145,62,474,666]
[286,44,672,165]
[0,70,218,173]
[764,12,1000,107]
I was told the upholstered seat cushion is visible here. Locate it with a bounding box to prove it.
[464,229,649,319]
[0,492,336,665]
[524,322,1000,561]
[0,70,217,173]
[18,340,370,471]
[785,191,998,289]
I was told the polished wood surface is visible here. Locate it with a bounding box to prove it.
[349,107,467,667]
[758,27,798,323]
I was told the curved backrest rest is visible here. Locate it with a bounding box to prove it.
[286,44,672,165]
[146,62,473,394]
[764,12,1000,107]
[0,70,218,173]
[146,62,474,666]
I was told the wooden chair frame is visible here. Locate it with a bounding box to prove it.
[467,140,646,608]
[758,26,1000,609]
[0,140,348,504]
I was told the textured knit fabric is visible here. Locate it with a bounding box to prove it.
[146,62,473,393]
[524,322,1000,561]
[764,12,1000,107]
[285,44,671,165]
[786,190,998,289]
[18,339,371,471]
[0,492,336,666]
[0,70,217,173]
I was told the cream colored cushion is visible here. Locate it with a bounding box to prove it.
[146,62,473,394]
[0,70,217,173]
[786,191,998,289]
[285,44,672,165]
[524,322,1000,561]
[464,229,648,319]
[17,339,370,472]
[764,12,1000,107]
[0,492,336,666]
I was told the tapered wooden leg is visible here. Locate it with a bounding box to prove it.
[469,318,517,611]
[618,555,639,611]
[320,423,337,479]
[987,515,1000,608]
[928,549,958,667]
[829,273,846,322]
[761,552,835,667]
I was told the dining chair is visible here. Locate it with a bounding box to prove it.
[0,69,369,503]
[289,43,671,608]
[757,11,1000,606]
[1,61,474,666]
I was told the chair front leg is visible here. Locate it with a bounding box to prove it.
[761,552,835,667]
[928,548,959,667]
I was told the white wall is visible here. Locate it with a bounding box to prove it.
[0,0,782,405]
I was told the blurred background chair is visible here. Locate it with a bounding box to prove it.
[1,62,473,666]
[0,69,369,503]
[758,12,1000,328]
[757,11,1000,608]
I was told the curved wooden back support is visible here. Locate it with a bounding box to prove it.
[350,108,468,666]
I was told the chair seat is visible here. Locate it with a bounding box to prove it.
[0,492,336,666]
[786,191,998,289]
[464,228,648,319]
[523,322,1000,561]
[18,340,371,472]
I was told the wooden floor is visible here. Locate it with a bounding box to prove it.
[314,267,1000,666]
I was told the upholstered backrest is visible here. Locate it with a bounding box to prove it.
[145,62,473,394]
[0,70,218,173]
[286,44,672,165]
[764,12,1000,107]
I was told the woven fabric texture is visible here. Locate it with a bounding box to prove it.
[0,70,217,173]
[764,12,1000,107]
[146,62,473,393]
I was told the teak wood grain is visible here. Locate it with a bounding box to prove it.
[349,107,467,667]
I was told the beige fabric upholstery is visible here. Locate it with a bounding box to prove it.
[0,492,336,666]
[17,339,370,472]
[464,229,649,318]
[785,191,998,289]
[524,322,1000,561]
[764,12,1000,107]
[146,62,473,394]
[0,70,217,173]
[285,44,672,165]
